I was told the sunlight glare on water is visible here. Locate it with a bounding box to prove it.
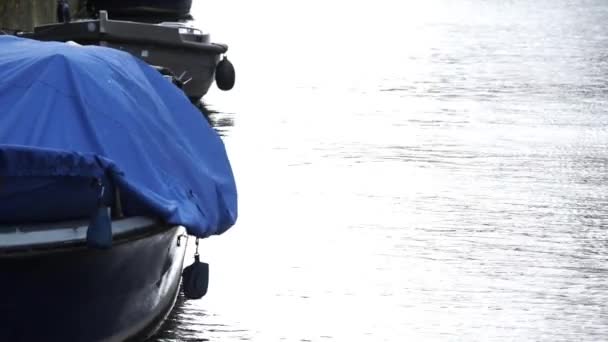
[154,0,608,341]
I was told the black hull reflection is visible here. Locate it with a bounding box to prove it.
[0,225,187,342]
[197,101,235,137]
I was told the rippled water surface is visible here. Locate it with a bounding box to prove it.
[154,0,608,341]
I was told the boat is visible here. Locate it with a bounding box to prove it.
[0,36,238,341]
[19,9,235,102]
[0,218,188,341]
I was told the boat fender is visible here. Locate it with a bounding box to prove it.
[182,238,209,299]
[215,56,235,91]
[86,181,112,249]
[182,255,209,299]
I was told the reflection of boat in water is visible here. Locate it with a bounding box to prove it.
[19,0,235,102]
[0,36,237,341]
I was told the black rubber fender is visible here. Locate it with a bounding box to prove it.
[215,57,235,91]
[182,255,209,299]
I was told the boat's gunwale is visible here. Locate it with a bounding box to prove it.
[0,216,179,257]
[23,13,228,54]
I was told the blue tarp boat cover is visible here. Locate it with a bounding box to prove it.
[0,36,237,238]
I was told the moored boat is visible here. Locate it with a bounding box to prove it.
[19,10,235,102]
[0,218,187,341]
[0,36,238,341]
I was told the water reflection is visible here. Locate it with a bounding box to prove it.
[151,291,253,342]
[150,293,214,342]
[150,294,194,342]
[198,101,235,137]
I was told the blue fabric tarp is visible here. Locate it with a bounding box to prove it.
[0,36,237,238]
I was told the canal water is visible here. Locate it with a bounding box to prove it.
[154,0,608,341]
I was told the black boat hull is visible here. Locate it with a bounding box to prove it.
[0,224,187,341]
[100,39,221,102]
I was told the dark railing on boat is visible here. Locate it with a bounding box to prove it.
[85,0,193,20]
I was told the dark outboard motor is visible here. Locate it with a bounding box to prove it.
[56,0,71,23]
